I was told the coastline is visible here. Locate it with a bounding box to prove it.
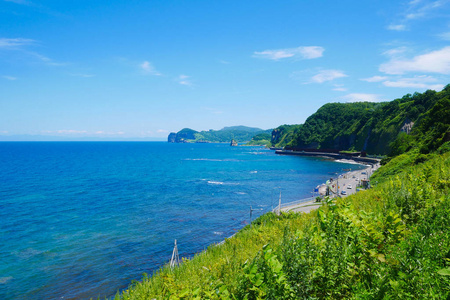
[276,157,379,214]
[274,149,381,165]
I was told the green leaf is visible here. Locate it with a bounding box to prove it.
[437,268,450,276]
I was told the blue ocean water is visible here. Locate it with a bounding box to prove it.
[0,142,364,299]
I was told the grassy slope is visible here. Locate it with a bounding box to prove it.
[115,150,450,299]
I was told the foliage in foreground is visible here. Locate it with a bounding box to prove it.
[116,152,450,299]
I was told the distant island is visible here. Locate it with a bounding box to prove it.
[168,126,272,144]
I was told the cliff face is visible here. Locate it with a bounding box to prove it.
[167,128,198,143]
[277,87,450,155]
[168,133,177,143]
[270,125,302,147]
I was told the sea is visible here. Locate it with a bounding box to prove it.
[0,142,365,299]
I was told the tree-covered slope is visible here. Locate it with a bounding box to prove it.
[271,124,302,148]
[278,86,450,155]
[168,126,271,143]
[246,133,272,146]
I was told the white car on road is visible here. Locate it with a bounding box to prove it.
[347,184,352,189]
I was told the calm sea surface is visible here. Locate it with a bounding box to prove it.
[0,142,364,299]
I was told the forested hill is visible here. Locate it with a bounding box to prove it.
[168,126,271,143]
[271,85,450,155]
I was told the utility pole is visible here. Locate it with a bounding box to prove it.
[337,175,340,197]
[278,190,282,215]
[170,239,180,268]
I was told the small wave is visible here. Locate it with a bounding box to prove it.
[213,231,224,235]
[335,159,366,166]
[208,181,224,185]
[235,192,247,195]
[184,158,241,162]
[0,277,13,284]
[208,181,240,186]
[250,171,258,174]
[14,248,43,259]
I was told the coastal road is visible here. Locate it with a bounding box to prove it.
[284,163,380,214]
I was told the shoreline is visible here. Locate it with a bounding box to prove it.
[274,149,381,165]
[278,158,379,214]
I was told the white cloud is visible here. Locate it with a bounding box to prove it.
[383,47,408,57]
[332,84,347,91]
[253,46,324,61]
[341,93,385,102]
[387,24,407,31]
[379,46,450,74]
[437,31,450,40]
[157,129,169,133]
[382,75,444,90]
[387,0,448,31]
[140,61,161,76]
[0,38,65,66]
[2,75,17,80]
[333,87,347,91]
[310,69,347,83]
[0,38,35,49]
[178,74,192,86]
[360,76,388,82]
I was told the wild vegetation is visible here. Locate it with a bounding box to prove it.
[115,149,450,299]
[120,87,450,299]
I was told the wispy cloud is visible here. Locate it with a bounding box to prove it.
[310,69,347,83]
[387,24,407,31]
[382,75,444,90]
[140,61,161,76]
[387,0,448,31]
[253,46,324,61]
[360,76,388,82]
[178,74,192,86]
[0,37,65,66]
[383,47,409,57]
[332,84,347,91]
[437,31,450,40]
[379,46,450,74]
[341,93,385,102]
[2,75,17,80]
[4,0,32,5]
[0,38,35,49]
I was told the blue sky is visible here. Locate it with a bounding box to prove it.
[1,0,450,140]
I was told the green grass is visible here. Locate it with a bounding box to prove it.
[114,151,450,299]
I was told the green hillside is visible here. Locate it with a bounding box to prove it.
[168,126,271,143]
[246,133,272,146]
[117,86,450,299]
[270,86,450,155]
[116,149,450,299]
